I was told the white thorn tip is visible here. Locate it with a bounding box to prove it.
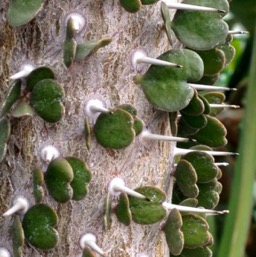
[140,130,192,143]
[109,177,146,199]
[0,248,10,257]
[3,197,29,217]
[40,145,60,163]
[215,162,229,166]
[162,1,225,13]
[85,99,109,118]
[80,233,105,256]
[188,83,236,91]
[162,202,229,215]
[174,147,238,156]
[9,64,35,80]
[210,104,240,109]
[67,13,86,33]
[132,49,181,69]
[228,30,249,35]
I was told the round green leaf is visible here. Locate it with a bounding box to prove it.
[115,193,132,226]
[7,0,45,27]
[26,66,55,91]
[45,158,74,203]
[183,151,218,183]
[193,115,227,147]
[202,92,225,116]
[94,108,136,149]
[198,95,211,115]
[119,0,141,13]
[179,198,198,207]
[197,74,220,85]
[31,79,64,123]
[181,214,212,248]
[164,209,184,255]
[175,159,199,198]
[65,156,92,201]
[172,0,230,50]
[129,186,166,224]
[0,80,21,117]
[196,49,225,75]
[219,43,236,66]
[22,203,58,249]
[181,114,207,129]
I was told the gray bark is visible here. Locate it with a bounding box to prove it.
[0,0,177,256]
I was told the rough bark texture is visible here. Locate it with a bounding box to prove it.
[0,1,177,256]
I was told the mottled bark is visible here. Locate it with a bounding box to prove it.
[0,1,177,256]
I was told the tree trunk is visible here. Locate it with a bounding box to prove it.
[0,1,177,256]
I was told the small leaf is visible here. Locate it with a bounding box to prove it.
[175,159,199,198]
[22,204,59,249]
[202,92,225,116]
[196,48,225,75]
[82,247,96,257]
[129,186,166,224]
[84,117,91,150]
[181,114,207,130]
[183,151,218,183]
[66,156,92,201]
[115,193,132,226]
[64,38,77,68]
[12,216,24,257]
[8,0,45,27]
[0,117,11,163]
[164,209,184,255]
[172,0,230,50]
[0,80,22,117]
[31,79,65,123]
[197,74,220,85]
[26,66,55,91]
[119,0,141,13]
[141,0,159,4]
[179,198,198,207]
[45,158,74,203]
[193,115,227,147]
[12,101,34,118]
[219,43,236,66]
[103,192,112,231]
[94,108,136,149]
[181,214,212,248]
[33,168,44,203]
[75,38,111,61]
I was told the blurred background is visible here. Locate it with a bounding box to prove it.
[211,0,256,256]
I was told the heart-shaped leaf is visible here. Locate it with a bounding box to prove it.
[171,246,212,257]
[175,160,199,198]
[31,79,64,123]
[182,151,218,183]
[181,89,205,116]
[115,193,132,226]
[75,38,111,61]
[181,114,207,130]
[0,117,11,163]
[12,216,24,257]
[192,115,227,147]
[197,179,222,209]
[8,0,45,27]
[129,186,166,224]
[12,101,34,118]
[196,48,225,75]
[172,0,230,50]
[202,92,225,116]
[178,118,200,137]
[164,209,184,255]
[198,95,210,115]
[26,66,55,91]
[219,43,236,66]
[45,158,74,203]
[181,214,212,248]
[22,203,59,249]
[136,49,204,112]
[65,157,92,201]
[94,108,136,149]
[33,168,44,203]
[0,80,21,117]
